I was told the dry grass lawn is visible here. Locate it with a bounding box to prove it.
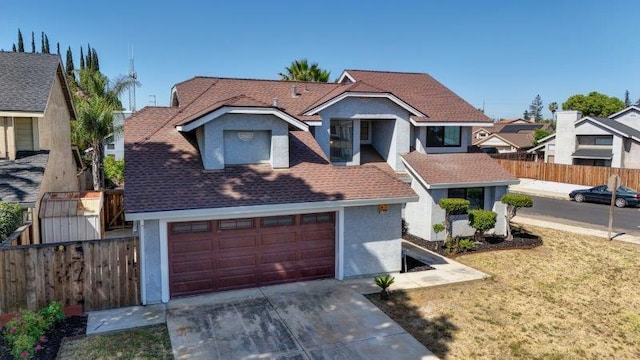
[57,324,173,359]
[369,226,640,359]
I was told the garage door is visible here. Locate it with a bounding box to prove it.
[168,212,335,298]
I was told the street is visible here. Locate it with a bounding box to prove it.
[519,196,640,236]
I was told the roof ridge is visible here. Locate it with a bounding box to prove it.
[176,75,342,86]
[346,69,430,76]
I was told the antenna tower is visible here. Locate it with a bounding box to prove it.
[128,45,137,112]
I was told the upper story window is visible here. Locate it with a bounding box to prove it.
[577,135,613,146]
[330,120,353,162]
[426,126,461,147]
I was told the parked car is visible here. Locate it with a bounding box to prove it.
[569,185,640,208]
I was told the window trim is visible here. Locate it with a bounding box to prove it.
[171,221,211,234]
[260,215,296,227]
[302,213,334,224]
[218,218,254,230]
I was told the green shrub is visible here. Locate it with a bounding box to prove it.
[501,193,534,240]
[457,238,476,251]
[375,274,395,300]
[438,198,470,240]
[432,223,445,241]
[468,209,497,241]
[104,156,124,185]
[2,301,65,359]
[0,202,22,242]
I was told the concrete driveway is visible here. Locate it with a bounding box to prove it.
[167,279,437,359]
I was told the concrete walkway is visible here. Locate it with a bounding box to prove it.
[86,304,166,335]
[166,280,438,359]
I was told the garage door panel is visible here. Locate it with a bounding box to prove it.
[169,213,335,298]
[217,255,257,269]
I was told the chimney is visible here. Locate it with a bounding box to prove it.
[291,84,298,97]
[554,110,582,165]
[272,97,279,107]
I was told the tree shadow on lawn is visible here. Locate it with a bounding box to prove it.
[366,289,458,358]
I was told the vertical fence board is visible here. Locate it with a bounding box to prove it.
[0,238,139,314]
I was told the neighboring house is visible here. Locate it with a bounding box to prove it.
[0,52,81,243]
[125,69,518,304]
[473,118,550,153]
[528,107,640,168]
[104,111,133,160]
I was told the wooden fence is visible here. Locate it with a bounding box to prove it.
[3,223,33,246]
[495,160,640,189]
[104,189,131,230]
[0,237,139,314]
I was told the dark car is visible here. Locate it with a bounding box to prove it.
[569,185,640,208]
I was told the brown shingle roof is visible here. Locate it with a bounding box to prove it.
[401,152,518,187]
[344,70,491,123]
[124,111,416,214]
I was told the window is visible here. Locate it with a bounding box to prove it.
[448,187,485,211]
[302,213,333,224]
[330,120,353,162]
[426,126,461,147]
[360,121,370,141]
[171,221,210,234]
[219,218,254,230]
[577,135,613,146]
[261,215,295,227]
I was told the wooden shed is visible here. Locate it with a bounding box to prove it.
[39,191,104,243]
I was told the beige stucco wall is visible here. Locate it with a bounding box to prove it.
[38,73,79,194]
[0,117,16,159]
[623,140,640,169]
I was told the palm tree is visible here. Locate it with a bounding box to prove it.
[73,69,136,190]
[548,102,558,123]
[278,59,330,82]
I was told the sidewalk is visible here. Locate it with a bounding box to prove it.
[509,178,590,200]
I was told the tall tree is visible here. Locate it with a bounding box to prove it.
[40,32,45,53]
[79,47,85,69]
[278,59,330,82]
[11,44,16,52]
[65,46,75,79]
[527,94,544,122]
[548,101,558,115]
[17,29,24,52]
[44,34,50,54]
[523,110,530,120]
[56,42,60,56]
[562,91,625,117]
[86,43,92,70]
[91,48,99,71]
[624,90,631,106]
[31,31,35,53]
[73,69,137,190]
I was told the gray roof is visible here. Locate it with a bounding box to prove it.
[0,52,62,113]
[0,151,49,206]
[590,117,640,140]
[571,148,613,159]
[500,124,544,133]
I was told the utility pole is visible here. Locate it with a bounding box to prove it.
[128,45,137,112]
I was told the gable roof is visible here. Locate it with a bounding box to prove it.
[401,152,518,189]
[170,70,491,127]
[0,151,48,206]
[340,70,491,123]
[608,105,640,119]
[0,52,74,116]
[124,108,417,216]
[582,116,640,141]
[475,133,535,149]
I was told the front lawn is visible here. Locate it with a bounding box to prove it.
[368,226,640,359]
[57,324,173,359]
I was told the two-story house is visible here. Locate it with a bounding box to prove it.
[125,69,518,304]
[0,52,81,243]
[528,106,640,168]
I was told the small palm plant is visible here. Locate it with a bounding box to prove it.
[375,274,395,300]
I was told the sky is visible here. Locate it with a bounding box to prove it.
[1,0,638,120]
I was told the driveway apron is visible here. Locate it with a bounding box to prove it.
[167,280,437,359]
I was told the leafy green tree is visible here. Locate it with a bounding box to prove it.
[31,31,35,53]
[56,42,60,56]
[11,44,16,52]
[73,69,137,190]
[92,48,99,71]
[528,94,544,122]
[44,34,50,54]
[548,101,558,118]
[104,156,124,185]
[523,110,530,120]
[79,47,85,69]
[501,193,533,241]
[279,59,330,82]
[562,91,625,117]
[17,29,24,52]
[438,198,470,240]
[533,128,550,145]
[0,202,22,241]
[65,47,75,80]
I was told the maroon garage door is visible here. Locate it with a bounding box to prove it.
[168,212,335,298]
